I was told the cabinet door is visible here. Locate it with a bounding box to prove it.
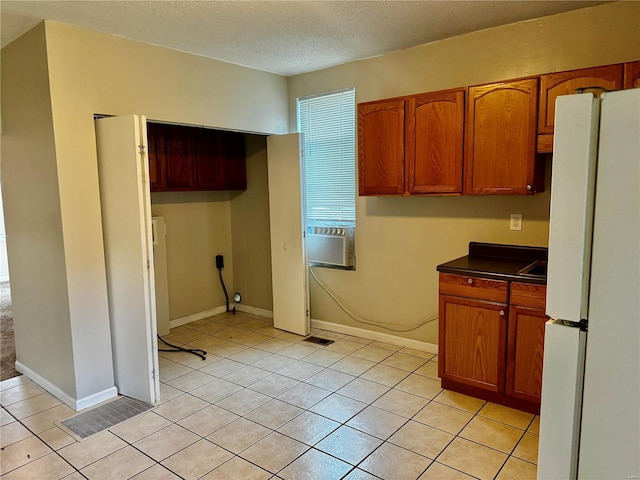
[221,131,247,190]
[407,89,464,194]
[506,305,547,403]
[624,61,640,89]
[164,124,196,190]
[147,122,166,191]
[464,78,539,195]
[195,128,224,190]
[439,294,507,393]
[539,64,623,135]
[358,99,405,195]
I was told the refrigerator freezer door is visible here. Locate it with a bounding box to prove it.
[546,94,599,322]
[577,89,640,480]
[538,320,586,480]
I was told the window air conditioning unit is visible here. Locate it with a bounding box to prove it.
[307,226,354,267]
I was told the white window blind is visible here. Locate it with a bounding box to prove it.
[297,88,356,226]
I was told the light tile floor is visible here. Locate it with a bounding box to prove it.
[0,312,539,479]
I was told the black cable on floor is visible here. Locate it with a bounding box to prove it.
[157,335,207,360]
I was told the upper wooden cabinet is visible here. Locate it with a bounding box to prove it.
[464,78,539,195]
[357,99,405,195]
[624,61,640,89]
[195,129,246,191]
[147,122,167,191]
[195,128,225,190]
[407,88,465,195]
[163,124,197,191]
[539,65,624,135]
[357,60,639,194]
[148,123,246,192]
[219,131,247,191]
[358,88,465,196]
[537,64,624,153]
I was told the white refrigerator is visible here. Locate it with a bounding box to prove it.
[538,89,640,479]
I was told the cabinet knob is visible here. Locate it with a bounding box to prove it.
[499,310,505,316]
[526,184,533,191]
[467,278,473,285]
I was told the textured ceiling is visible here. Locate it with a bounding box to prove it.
[1,1,609,76]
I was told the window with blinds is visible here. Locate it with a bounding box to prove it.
[297,88,356,227]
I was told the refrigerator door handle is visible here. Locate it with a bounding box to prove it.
[557,319,589,331]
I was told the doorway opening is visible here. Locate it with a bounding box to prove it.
[0,178,18,381]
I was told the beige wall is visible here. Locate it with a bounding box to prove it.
[287,2,640,344]
[1,20,288,405]
[41,20,288,320]
[150,134,274,319]
[1,24,83,398]
[151,191,233,319]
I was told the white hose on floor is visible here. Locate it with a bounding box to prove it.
[309,267,438,332]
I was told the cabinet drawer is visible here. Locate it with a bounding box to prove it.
[439,273,508,303]
[510,282,547,309]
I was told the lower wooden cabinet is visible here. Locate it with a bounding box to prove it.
[506,305,546,403]
[438,273,547,413]
[506,282,547,404]
[439,295,507,393]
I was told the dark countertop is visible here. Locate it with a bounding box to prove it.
[437,242,548,285]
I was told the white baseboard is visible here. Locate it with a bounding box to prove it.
[15,361,118,411]
[169,305,228,329]
[235,304,273,318]
[75,387,119,411]
[168,307,436,354]
[170,304,274,329]
[311,319,438,354]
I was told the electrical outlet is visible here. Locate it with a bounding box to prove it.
[510,213,523,231]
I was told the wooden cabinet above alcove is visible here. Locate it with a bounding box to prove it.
[147,122,246,192]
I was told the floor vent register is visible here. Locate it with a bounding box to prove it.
[59,396,155,440]
[303,336,335,346]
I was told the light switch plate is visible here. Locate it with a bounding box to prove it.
[510,213,523,231]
